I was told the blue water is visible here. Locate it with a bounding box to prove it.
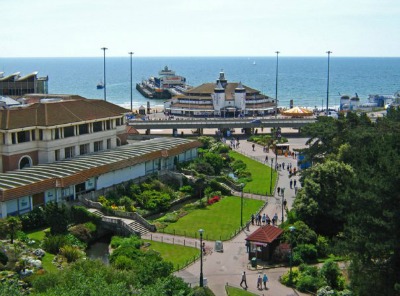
[1,57,399,109]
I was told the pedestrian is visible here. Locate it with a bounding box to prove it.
[265,155,268,163]
[257,274,262,290]
[290,179,293,189]
[251,214,255,225]
[240,271,248,289]
[277,187,280,196]
[266,214,271,225]
[262,213,266,225]
[252,143,255,151]
[282,162,285,170]
[294,179,297,187]
[257,213,261,226]
[271,216,276,226]
[263,273,268,289]
[273,213,278,224]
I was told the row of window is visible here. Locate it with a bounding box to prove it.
[2,117,124,145]
[55,139,112,161]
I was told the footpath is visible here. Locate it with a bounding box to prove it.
[142,137,309,296]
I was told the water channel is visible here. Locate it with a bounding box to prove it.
[85,235,111,264]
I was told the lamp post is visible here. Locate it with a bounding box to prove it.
[270,158,274,195]
[275,51,280,118]
[289,225,296,286]
[281,188,285,223]
[326,51,332,115]
[129,52,134,112]
[240,183,244,227]
[101,47,108,101]
[199,229,204,287]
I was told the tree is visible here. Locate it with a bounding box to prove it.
[293,160,354,236]
[0,216,22,244]
[44,202,70,235]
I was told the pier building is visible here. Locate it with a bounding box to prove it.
[164,71,276,117]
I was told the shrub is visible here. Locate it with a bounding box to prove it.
[60,245,83,263]
[297,274,322,293]
[294,244,318,263]
[316,235,329,257]
[320,259,345,290]
[280,267,300,286]
[70,206,100,224]
[42,235,68,254]
[0,250,8,265]
[68,223,96,244]
[20,207,46,231]
[112,255,135,270]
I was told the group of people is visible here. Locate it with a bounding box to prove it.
[251,212,279,226]
[240,271,269,290]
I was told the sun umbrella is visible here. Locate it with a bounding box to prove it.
[282,106,313,117]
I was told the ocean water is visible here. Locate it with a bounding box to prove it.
[1,57,399,110]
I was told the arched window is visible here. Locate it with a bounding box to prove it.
[19,156,32,169]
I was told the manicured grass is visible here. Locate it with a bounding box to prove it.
[142,239,198,271]
[162,196,264,241]
[27,228,58,273]
[229,150,277,195]
[226,286,258,296]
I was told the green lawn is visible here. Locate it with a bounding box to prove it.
[142,239,198,271]
[27,228,58,273]
[229,150,277,195]
[226,286,258,296]
[162,196,264,241]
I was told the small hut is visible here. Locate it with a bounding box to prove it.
[245,225,283,262]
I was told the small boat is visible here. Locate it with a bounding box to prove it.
[253,61,256,65]
[96,81,104,89]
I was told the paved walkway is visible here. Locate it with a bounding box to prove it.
[142,137,309,296]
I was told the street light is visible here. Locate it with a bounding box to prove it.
[101,47,108,101]
[281,188,285,223]
[269,158,274,195]
[199,229,204,287]
[289,225,296,286]
[275,51,280,118]
[129,52,134,111]
[240,183,244,227]
[326,51,332,115]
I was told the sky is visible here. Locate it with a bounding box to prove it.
[1,0,399,57]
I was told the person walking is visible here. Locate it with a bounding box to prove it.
[252,143,255,151]
[294,179,297,187]
[266,214,271,225]
[277,187,281,196]
[257,274,262,290]
[240,271,248,289]
[263,273,268,289]
[290,179,293,189]
[251,214,255,225]
[262,213,266,225]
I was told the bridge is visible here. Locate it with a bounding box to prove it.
[128,117,316,131]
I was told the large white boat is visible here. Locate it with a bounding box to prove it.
[136,66,190,99]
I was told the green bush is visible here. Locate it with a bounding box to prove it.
[112,255,135,270]
[297,274,322,293]
[70,206,100,224]
[280,267,300,286]
[320,259,345,290]
[294,244,318,263]
[60,245,83,263]
[316,235,329,257]
[68,223,96,243]
[20,207,46,231]
[42,235,68,254]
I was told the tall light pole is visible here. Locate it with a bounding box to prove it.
[240,184,244,227]
[326,51,332,115]
[129,52,134,111]
[281,188,285,223]
[270,158,274,195]
[101,47,108,101]
[289,225,296,286]
[199,229,204,287]
[275,51,280,118]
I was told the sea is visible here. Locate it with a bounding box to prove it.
[1,57,399,110]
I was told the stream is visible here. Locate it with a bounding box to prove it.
[85,235,111,265]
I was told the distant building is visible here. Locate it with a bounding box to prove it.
[0,94,201,218]
[164,71,276,117]
[0,71,48,96]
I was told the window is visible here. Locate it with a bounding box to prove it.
[94,141,103,152]
[107,139,111,149]
[79,124,89,135]
[54,128,60,140]
[116,118,121,126]
[80,143,89,155]
[65,146,75,159]
[106,120,111,130]
[12,133,17,144]
[17,131,31,143]
[31,130,36,141]
[93,121,103,132]
[55,149,60,161]
[19,156,32,169]
[64,126,74,138]
[39,130,43,140]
